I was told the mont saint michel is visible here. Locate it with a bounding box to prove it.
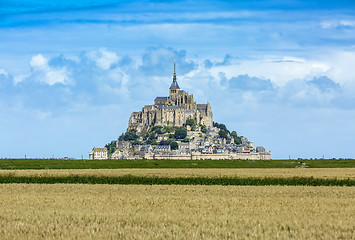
[90,62,271,160]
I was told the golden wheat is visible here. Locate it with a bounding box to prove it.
[0,184,353,239]
[0,168,354,179]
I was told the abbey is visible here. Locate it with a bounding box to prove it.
[128,62,213,133]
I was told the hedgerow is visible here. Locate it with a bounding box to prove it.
[0,175,353,186]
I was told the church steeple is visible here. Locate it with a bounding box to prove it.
[170,59,180,89]
[173,60,177,81]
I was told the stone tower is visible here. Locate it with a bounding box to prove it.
[169,60,180,98]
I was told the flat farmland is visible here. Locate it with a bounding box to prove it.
[0,159,354,169]
[1,168,354,179]
[0,184,353,239]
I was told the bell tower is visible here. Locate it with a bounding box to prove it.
[169,59,180,98]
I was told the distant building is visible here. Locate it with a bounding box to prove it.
[178,142,189,150]
[89,147,108,160]
[157,134,169,142]
[154,145,171,154]
[256,146,266,153]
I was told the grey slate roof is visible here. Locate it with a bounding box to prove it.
[157,106,185,109]
[155,145,170,149]
[197,104,208,109]
[170,79,180,89]
[155,97,168,101]
[170,61,180,89]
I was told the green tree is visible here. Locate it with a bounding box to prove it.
[118,133,125,141]
[105,140,117,154]
[149,132,156,140]
[124,130,139,141]
[143,132,150,140]
[218,129,228,139]
[213,122,229,134]
[186,118,196,130]
[174,127,187,139]
[186,118,195,126]
[151,126,163,134]
[160,140,169,145]
[170,141,178,150]
[230,130,242,144]
[162,126,173,133]
[147,139,158,145]
[230,131,238,139]
[235,137,242,144]
[130,140,142,145]
[200,124,207,133]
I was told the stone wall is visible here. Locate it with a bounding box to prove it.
[141,152,271,160]
[198,103,213,127]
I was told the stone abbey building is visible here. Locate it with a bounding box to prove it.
[128,62,213,133]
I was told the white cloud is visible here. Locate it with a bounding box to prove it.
[0,69,8,77]
[311,63,330,73]
[29,54,48,69]
[326,51,355,86]
[175,55,351,111]
[102,10,258,23]
[14,74,28,84]
[208,59,315,86]
[87,48,119,70]
[204,51,355,89]
[45,68,69,86]
[106,68,130,97]
[28,54,70,85]
[321,20,355,29]
[35,109,52,120]
[5,48,355,112]
[339,20,355,27]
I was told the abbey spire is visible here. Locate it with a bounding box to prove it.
[173,59,177,81]
[169,59,180,90]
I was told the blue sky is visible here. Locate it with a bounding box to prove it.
[1,0,355,159]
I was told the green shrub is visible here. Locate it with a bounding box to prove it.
[0,176,353,186]
[174,127,187,139]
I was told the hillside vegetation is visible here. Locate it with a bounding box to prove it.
[106,121,242,154]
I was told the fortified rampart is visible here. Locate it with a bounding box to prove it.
[140,152,271,160]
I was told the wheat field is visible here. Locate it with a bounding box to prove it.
[0,168,354,179]
[0,184,354,239]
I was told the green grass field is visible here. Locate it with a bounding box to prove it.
[0,158,354,169]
